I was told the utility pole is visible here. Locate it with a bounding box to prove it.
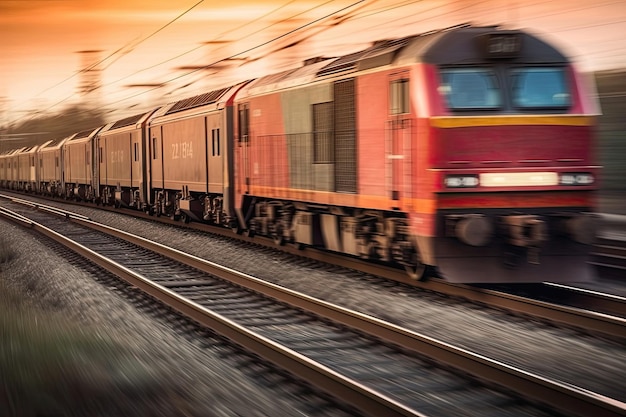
[76,50,103,106]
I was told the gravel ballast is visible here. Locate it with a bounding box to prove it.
[63,205,626,403]
[2,198,625,414]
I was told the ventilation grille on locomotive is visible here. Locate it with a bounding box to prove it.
[334,79,357,193]
[316,36,412,77]
[317,50,368,77]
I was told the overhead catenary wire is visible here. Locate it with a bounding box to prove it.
[107,0,303,88]
[81,1,370,110]
[5,1,625,127]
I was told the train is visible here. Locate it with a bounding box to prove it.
[0,25,601,283]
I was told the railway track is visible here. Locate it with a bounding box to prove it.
[4,192,625,340]
[1,196,626,417]
[307,249,626,341]
[3,190,625,280]
[2,191,625,341]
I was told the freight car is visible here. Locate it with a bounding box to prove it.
[146,83,246,223]
[37,137,69,197]
[10,148,25,191]
[64,127,101,202]
[16,145,42,192]
[0,25,600,283]
[0,148,22,190]
[96,113,154,209]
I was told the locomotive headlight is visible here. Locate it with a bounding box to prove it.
[480,172,558,187]
[444,175,479,188]
[559,173,594,186]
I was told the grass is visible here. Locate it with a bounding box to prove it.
[0,236,174,417]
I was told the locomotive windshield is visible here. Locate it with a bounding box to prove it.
[438,66,571,111]
[511,67,570,108]
[439,68,501,110]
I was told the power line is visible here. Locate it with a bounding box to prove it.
[11,0,329,123]
[549,19,625,34]
[13,0,206,121]
[104,0,368,109]
[106,0,303,88]
[8,1,370,126]
[8,1,625,127]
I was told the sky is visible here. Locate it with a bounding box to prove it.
[1,0,624,124]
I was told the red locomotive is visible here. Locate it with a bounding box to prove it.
[231,25,600,282]
[0,25,600,282]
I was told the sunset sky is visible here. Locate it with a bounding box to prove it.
[1,0,624,123]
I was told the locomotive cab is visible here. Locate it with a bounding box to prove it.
[423,28,600,282]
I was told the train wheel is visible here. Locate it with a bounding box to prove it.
[405,263,427,281]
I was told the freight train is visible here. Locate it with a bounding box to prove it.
[0,25,601,283]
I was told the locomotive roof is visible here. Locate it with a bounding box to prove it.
[241,25,569,96]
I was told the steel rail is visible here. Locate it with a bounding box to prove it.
[289,246,626,341]
[543,282,626,318]
[0,205,34,225]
